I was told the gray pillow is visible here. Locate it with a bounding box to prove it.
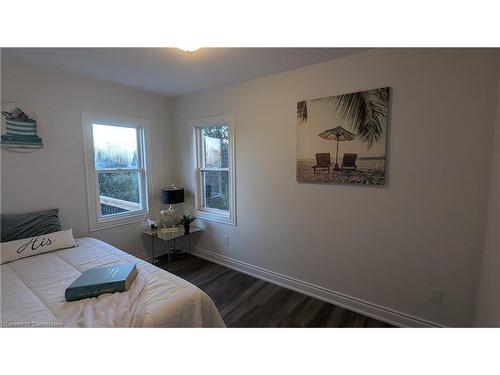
[1,209,61,242]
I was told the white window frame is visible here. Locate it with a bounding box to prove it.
[82,111,152,232]
[192,115,236,225]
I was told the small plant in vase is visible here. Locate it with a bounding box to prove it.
[177,215,196,235]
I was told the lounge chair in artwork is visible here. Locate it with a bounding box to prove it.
[341,153,358,172]
[312,153,331,174]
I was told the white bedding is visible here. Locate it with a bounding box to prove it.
[60,272,148,328]
[0,237,225,328]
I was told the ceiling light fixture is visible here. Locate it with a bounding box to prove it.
[178,46,201,53]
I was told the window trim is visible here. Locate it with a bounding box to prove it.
[192,115,236,225]
[82,111,152,232]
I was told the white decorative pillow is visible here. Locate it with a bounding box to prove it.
[0,228,77,264]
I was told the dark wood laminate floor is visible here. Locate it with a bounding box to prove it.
[157,255,393,328]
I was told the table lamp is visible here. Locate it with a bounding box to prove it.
[160,185,185,232]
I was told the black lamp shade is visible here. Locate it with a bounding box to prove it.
[161,187,185,204]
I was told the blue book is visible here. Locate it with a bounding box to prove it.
[65,263,138,302]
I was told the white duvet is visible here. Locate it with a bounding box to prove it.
[0,237,225,328]
[59,272,148,328]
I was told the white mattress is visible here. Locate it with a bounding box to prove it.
[0,237,225,327]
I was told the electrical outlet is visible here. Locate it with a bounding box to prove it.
[223,234,229,246]
[429,287,443,304]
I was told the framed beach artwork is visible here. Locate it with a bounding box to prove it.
[296,87,390,185]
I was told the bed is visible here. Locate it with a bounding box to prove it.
[1,237,225,328]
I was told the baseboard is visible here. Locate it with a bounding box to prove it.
[192,246,444,328]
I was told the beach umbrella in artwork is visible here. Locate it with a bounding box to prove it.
[318,126,356,171]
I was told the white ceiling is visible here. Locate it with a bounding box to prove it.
[3,48,366,97]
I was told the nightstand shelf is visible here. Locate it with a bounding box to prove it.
[143,226,202,270]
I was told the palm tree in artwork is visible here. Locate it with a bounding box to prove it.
[332,87,390,149]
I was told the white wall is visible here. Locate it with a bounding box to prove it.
[475,60,500,326]
[173,49,500,326]
[1,58,173,257]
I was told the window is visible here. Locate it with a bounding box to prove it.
[82,112,150,231]
[193,115,236,225]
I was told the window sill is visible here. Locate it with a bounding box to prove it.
[89,211,147,232]
[196,210,236,226]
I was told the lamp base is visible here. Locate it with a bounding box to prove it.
[160,204,177,231]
